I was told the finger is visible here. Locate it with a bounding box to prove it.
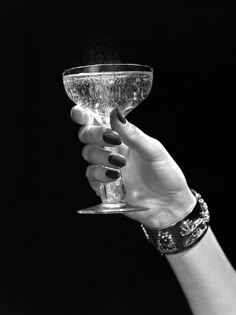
[79,125,122,146]
[110,107,166,162]
[70,105,94,125]
[82,145,126,169]
[89,181,101,197]
[85,165,120,183]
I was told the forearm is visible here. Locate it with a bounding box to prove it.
[166,227,236,315]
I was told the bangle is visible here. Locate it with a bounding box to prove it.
[141,190,210,255]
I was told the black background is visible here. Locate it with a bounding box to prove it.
[1,1,236,314]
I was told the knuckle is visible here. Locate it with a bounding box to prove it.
[70,107,75,120]
[85,164,99,181]
[82,145,89,161]
[70,106,81,123]
[85,164,93,179]
[82,144,93,162]
[78,127,86,143]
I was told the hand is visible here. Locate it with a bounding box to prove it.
[71,105,196,229]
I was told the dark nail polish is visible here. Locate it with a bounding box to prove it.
[102,131,122,145]
[115,107,126,124]
[105,169,120,180]
[108,154,126,167]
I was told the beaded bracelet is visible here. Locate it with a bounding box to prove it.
[141,190,210,255]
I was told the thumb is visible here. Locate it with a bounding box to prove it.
[110,107,165,162]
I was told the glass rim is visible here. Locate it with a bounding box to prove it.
[62,63,153,76]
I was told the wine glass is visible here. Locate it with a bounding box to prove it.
[63,63,153,214]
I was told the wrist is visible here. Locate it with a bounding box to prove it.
[147,188,197,230]
[141,189,210,255]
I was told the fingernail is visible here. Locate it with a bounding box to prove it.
[105,169,120,179]
[102,131,122,145]
[108,154,126,167]
[115,107,126,124]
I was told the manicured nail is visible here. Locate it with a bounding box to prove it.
[105,169,120,179]
[108,154,126,167]
[115,107,126,124]
[102,131,122,145]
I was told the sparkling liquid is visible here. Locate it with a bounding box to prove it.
[63,71,152,126]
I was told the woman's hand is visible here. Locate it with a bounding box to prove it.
[71,105,196,229]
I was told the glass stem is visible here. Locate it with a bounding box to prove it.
[99,146,126,208]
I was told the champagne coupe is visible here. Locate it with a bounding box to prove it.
[63,64,153,214]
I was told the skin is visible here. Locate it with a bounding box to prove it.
[71,105,196,229]
[70,105,236,315]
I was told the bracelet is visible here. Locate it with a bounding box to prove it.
[141,190,210,255]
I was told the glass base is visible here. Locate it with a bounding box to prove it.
[77,202,149,214]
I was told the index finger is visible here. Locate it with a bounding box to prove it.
[70,105,99,125]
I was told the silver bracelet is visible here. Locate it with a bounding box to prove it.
[141,190,210,255]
